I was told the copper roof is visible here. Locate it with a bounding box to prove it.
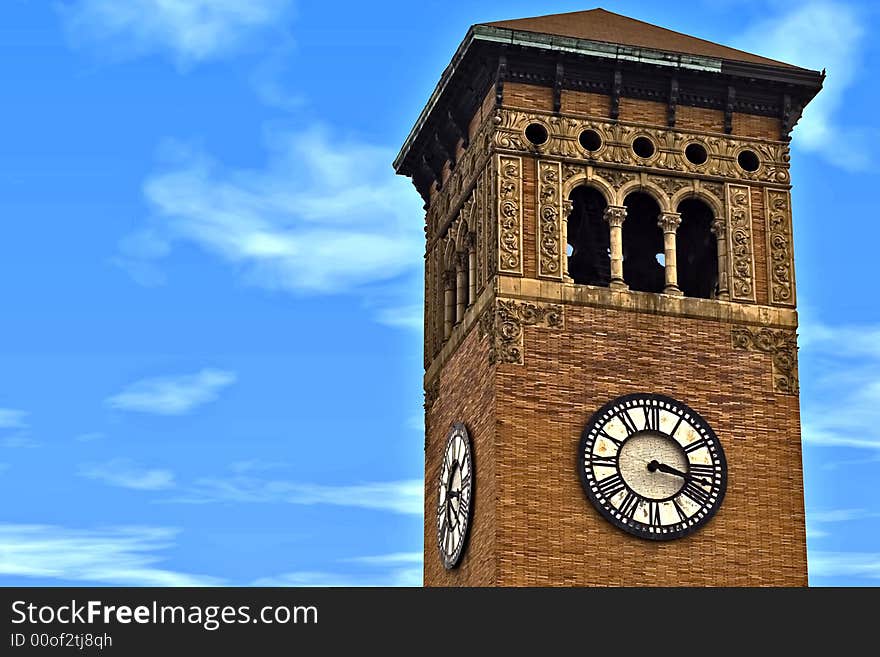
[484,8,798,69]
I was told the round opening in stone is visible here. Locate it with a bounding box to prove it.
[632,136,655,159]
[737,149,760,172]
[579,129,602,152]
[685,143,708,165]
[525,123,549,145]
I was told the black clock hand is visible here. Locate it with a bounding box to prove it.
[648,460,711,486]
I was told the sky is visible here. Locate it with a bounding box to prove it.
[0,0,877,587]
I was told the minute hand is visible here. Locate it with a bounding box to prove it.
[648,460,710,485]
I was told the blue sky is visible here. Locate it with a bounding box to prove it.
[0,0,877,587]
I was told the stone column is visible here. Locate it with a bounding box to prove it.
[658,212,683,296]
[455,252,468,323]
[711,217,730,300]
[443,270,456,338]
[562,198,574,282]
[604,205,628,290]
[467,232,477,306]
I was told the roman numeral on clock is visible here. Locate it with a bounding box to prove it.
[588,455,617,469]
[642,405,660,432]
[596,473,626,498]
[672,498,689,523]
[683,437,709,454]
[687,463,715,479]
[598,429,623,448]
[618,410,639,435]
[648,501,662,527]
[681,480,711,507]
[619,491,640,520]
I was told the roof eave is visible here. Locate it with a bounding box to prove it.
[394,24,823,174]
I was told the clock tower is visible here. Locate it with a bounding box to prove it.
[394,9,823,586]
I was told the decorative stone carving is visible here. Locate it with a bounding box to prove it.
[765,188,795,306]
[654,176,690,197]
[732,327,799,393]
[537,160,563,280]
[480,299,564,365]
[726,184,756,302]
[563,162,584,187]
[492,108,791,186]
[497,155,523,274]
[702,181,725,203]
[599,168,635,191]
[426,114,494,241]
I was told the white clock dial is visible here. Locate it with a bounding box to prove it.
[579,393,727,541]
[437,423,474,568]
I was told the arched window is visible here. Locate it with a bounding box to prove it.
[676,198,718,299]
[567,185,610,286]
[622,192,664,293]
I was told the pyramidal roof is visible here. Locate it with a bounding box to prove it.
[483,8,797,69]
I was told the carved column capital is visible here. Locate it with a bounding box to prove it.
[710,216,726,239]
[563,198,573,217]
[455,251,469,271]
[442,269,457,288]
[658,211,682,234]
[603,205,627,228]
[466,231,477,250]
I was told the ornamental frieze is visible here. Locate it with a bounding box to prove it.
[731,327,799,393]
[480,299,564,365]
[497,154,523,275]
[726,184,756,302]
[765,188,795,306]
[492,108,790,186]
[426,115,494,241]
[537,160,564,280]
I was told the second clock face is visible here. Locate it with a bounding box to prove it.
[437,423,473,569]
[578,393,727,541]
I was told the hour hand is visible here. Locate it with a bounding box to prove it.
[648,460,710,485]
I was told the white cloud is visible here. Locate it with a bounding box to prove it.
[60,0,293,66]
[799,317,880,451]
[809,552,880,581]
[806,508,880,541]
[0,524,221,586]
[79,459,176,491]
[736,2,870,170]
[255,553,422,587]
[170,476,423,515]
[0,409,27,430]
[345,552,422,566]
[118,128,423,318]
[106,368,236,415]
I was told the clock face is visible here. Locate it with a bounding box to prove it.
[437,423,473,569]
[578,393,727,541]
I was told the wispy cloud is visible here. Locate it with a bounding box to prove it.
[255,553,422,587]
[807,508,880,540]
[60,0,294,67]
[799,317,880,450]
[0,409,27,430]
[118,128,423,318]
[0,524,221,586]
[106,368,236,415]
[170,476,423,515]
[79,459,176,491]
[736,2,870,170]
[809,552,880,582]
